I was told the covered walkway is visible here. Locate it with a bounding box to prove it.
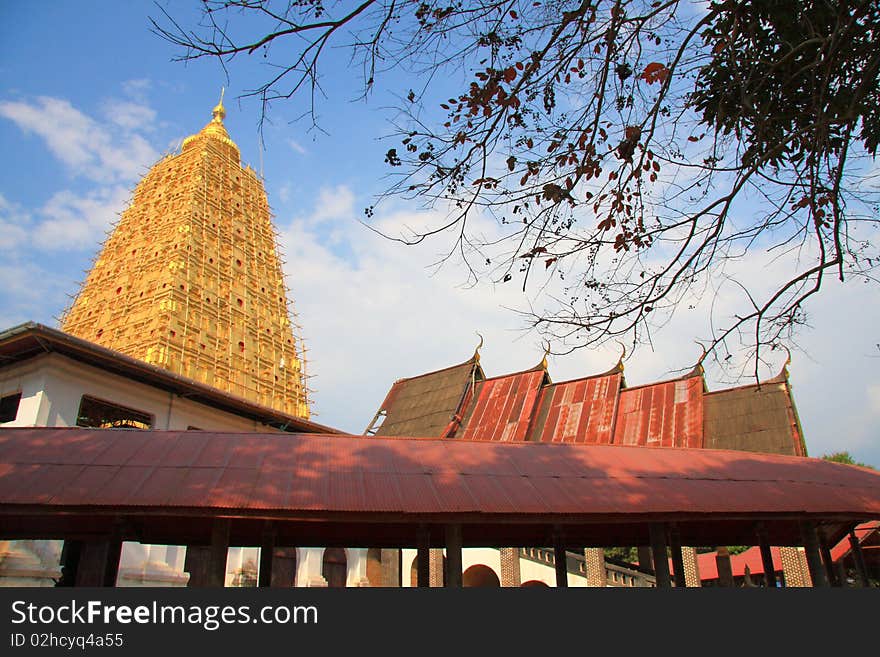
[1,427,878,587]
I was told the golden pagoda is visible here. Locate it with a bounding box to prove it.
[61,94,310,418]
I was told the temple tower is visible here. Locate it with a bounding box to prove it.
[61,96,309,418]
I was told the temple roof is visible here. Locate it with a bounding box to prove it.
[366,346,806,456]
[366,354,484,437]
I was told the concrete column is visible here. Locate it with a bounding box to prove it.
[295,548,327,587]
[499,548,522,587]
[583,548,607,587]
[429,548,445,587]
[347,548,371,587]
[779,546,812,587]
[681,547,701,587]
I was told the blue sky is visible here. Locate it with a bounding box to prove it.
[1,1,879,467]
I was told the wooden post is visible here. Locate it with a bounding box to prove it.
[75,539,122,587]
[668,526,686,587]
[850,529,870,587]
[637,546,654,573]
[819,536,839,587]
[649,523,671,588]
[259,524,276,588]
[56,540,82,587]
[715,547,734,587]
[756,524,777,588]
[800,521,829,587]
[208,519,230,588]
[445,524,462,588]
[553,527,568,588]
[417,525,430,588]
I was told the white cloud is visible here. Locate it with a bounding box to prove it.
[0,96,158,183]
[288,138,308,155]
[0,193,31,251]
[103,99,157,131]
[34,186,131,251]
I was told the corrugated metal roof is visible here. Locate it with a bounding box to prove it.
[704,377,805,456]
[458,370,547,441]
[530,372,622,444]
[2,428,878,523]
[371,359,482,437]
[613,374,704,448]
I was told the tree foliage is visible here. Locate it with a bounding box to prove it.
[822,450,875,469]
[154,0,880,371]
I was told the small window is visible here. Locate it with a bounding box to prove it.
[0,392,22,423]
[76,396,153,430]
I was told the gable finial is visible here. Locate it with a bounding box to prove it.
[473,332,484,362]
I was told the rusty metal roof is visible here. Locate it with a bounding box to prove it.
[704,372,805,456]
[530,372,622,444]
[458,370,547,441]
[1,427,878,548]
[613,373,704,448]
[369,358,483,437]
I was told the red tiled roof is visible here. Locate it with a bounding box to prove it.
[830,520,880,562]
[693,546,784,581]
[2,427,879,547]
[531,372,622,444]
[613,374,704,448]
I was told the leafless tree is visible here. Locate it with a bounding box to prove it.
[153,0,880,376]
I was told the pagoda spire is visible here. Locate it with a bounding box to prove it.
[61,97,310,418]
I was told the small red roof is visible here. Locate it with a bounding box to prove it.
[693,546,784,581]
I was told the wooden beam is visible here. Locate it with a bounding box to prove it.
[416,525,430,588]
[649,523,671,588]
[800,521,829,587]
[850,528,870,587]
[445,524,462,588]
[553,527,568,588]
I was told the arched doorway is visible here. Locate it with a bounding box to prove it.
[409,554,447,586]
[521,580,550,587]
[322,548,347,588]
[462,564,500,587]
